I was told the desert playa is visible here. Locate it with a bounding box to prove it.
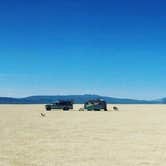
[1,104,166,166]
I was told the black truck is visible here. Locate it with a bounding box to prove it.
[45,100,73,111]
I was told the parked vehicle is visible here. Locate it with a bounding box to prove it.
[45,100,73,111]
[84,99,107,111]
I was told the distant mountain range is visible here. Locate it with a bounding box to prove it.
[0,94,165,104]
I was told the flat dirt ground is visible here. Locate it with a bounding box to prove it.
[1,105,166,166]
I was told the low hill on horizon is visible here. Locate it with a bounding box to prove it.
[0,94,164,104]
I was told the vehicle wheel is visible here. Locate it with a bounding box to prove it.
[63,107,69,111]
[46,106,51,111]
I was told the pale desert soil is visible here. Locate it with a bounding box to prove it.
[1,104,166,166]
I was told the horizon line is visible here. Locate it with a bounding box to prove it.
[0,94,164,101]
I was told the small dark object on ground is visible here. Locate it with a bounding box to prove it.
[79,108,84,111]
[113,106,119,111]
[41,113,46,117]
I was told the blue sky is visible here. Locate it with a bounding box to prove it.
[0,0,166,99]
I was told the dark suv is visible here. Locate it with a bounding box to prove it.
[45,100,73,111]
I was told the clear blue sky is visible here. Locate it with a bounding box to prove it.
[0,0,166,99]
